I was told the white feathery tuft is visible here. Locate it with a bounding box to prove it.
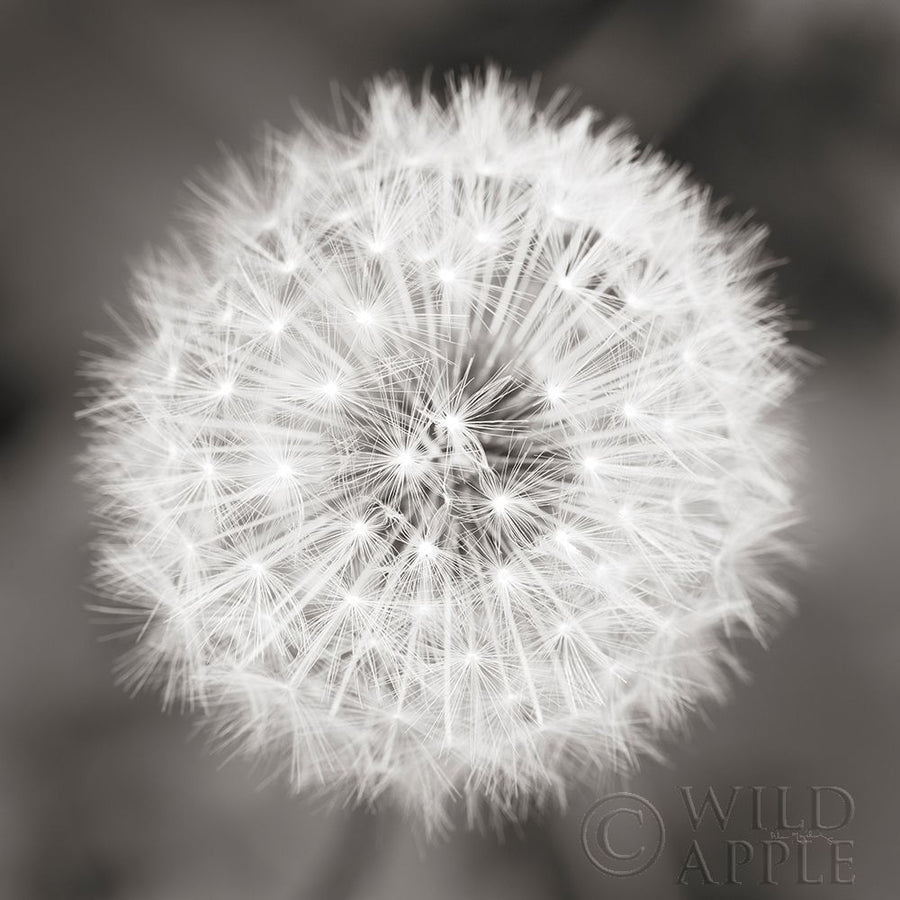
[80,69,801,831]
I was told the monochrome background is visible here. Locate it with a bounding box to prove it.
[1,0,898,897]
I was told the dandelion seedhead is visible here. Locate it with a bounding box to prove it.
[82,70,800,830]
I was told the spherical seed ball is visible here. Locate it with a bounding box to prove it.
[82,70,800,829]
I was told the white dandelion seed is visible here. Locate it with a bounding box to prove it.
[79,69,801,831]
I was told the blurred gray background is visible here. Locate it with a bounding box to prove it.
[1,0,899,897]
